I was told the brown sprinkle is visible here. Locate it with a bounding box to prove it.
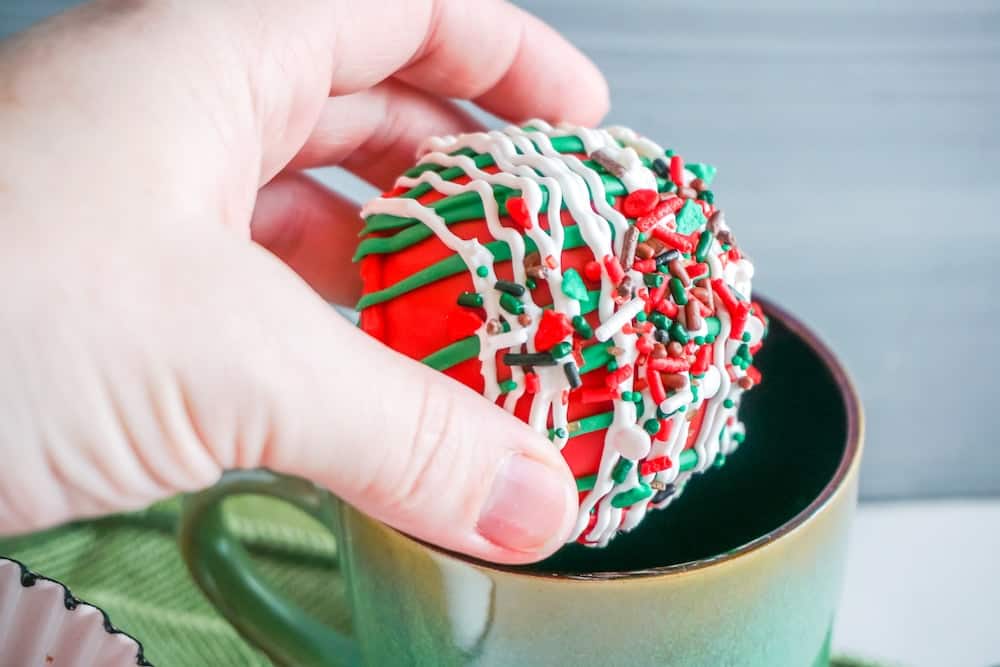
[485,319,504,335]
[667,342,684,357]
[615,275,635,300]
[675,306,687,328]
[690,178,706,192]
[635,242,655,260]
[707,210,725,234]
[620,225,640,270]
[738,376,755,390]
[590,148,626,177]
[685,300,703,332]
[677,186,698,199]
[645,237,668,255]
[651,343,668,359]
[691,286,713,306]
[661,373,688,390]
[518,313,533,327]
[526,264,548,281]
[668,259,691,286]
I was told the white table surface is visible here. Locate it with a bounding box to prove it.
[834,499,1000,667]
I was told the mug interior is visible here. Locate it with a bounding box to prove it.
[521,298,860,576]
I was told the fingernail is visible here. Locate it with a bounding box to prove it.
[476,455,570,552]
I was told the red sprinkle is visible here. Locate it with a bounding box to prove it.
[633,258,657,273]
[691,344,713,375]
[687,263,709,279]
[647,367,667,404]
[623,189,659,217]
[649,357,691,373]
[636,336,654,355]
[584,260,603,282]
[525,372,540,394]
[656,298,679,318]
[534,309,574,351]
[746,365,762,385]
[728,247,742,262]
[669,155,685,186]
[582,387,620,404]
[636,200,674,232]
[711,278,740,313]
[545,254,558,270]
[604,366,633,389]
[603,255,626,284]
[729,303,751,340]
[640,456,673,476]
[505,196,532,230]
[651,228,694,253]
[655,418,673,441]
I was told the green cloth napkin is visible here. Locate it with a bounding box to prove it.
[0,496,893,667]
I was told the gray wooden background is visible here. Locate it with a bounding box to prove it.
[3,1,997,500]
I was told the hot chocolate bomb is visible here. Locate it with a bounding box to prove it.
[355,121,766,547]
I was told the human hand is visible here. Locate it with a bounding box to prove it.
[0,0,608,563]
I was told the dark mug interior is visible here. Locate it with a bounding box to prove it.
[525,303,851,575]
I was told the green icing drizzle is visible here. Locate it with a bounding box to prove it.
[422,336,479,371]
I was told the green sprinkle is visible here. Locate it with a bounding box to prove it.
[575,474,598,492]
[691,384,699,402]
[737,343,751,360]
[695,230,713,263]
[457,292,483,308]
[572,315,594,340]
[635,311,647,322]
[698,190,715,205]
[650,312,670,330]
[526,278,537,290]
[665,149,676,158]
[611,483,653,508]
[722,243,731,251]
[550,341,572,359]
[612,459,634,484]
[694,336,705,345]
[723,398,735,409]
[733,432,746,444]
[706,334,717,344]
[678,405,687,413]
[621,390,635,402]
[499,292,523,315]
[638,232,649,242]
[669,320,689,344]
[476,266,489,278]
[713,453,727,468]
[499,379,517,394]
[607,360,618,372]
[742,332,752,342]
[669,277,688,305]
[644,273,664,288]
[676,200,708,235]
[643,419,660,435]
[560,268,589,301]
[686,163,718,185]
[706,317,721,339]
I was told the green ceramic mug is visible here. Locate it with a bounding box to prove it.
[178,298,863,667]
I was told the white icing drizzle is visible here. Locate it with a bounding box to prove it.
[374,121,764,547]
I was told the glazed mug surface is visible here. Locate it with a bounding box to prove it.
[178,298,864,667]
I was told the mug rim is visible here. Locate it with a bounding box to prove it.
[386,295,864,580]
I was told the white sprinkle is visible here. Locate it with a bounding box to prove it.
[594,297,645,342]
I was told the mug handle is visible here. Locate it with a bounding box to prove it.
[178,469,362,667]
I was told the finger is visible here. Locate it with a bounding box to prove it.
[250,173,363,305]
[285,80,484,190]
[393,1,610,126]
[204,243,578,564]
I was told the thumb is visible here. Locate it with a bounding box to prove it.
[237,248,578,564]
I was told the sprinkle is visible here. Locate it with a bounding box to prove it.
[582,387,619,403]
[707,210,725,234]
[595,297,646,342]
[642,419,661,436]
[675,200,708,235]
[525,372,540,394]
[563,360,583,389]
[687,263,710,281]
[690,343,713,376]
[647,367,667,403]
[517,313,533,327]
[669,155,685,186]
[499,379,518,394]
[604,365,633,388]
[738,376,755,390]
[668,320,689,344]
[611,483,653,508]
[636,242,655,260]
[558,268,588,301]
[651,228,694,253]
[457,292,483,308]
[651,157,670,179]
[649,357,690,373]
[583,260,602,282]
[623,189,659,218]
[476,265,489,278]
[590,148,626,177]
[550,341,572,359]
[686,162,718,185]
[534,310,573,351]
[545,254,558,270]
[668,259,691,286]
[525,278,537,290]
[639,456,673,476]
[652,485,677,504]
[499,292,524,315]
[633,259,657,273]
[485,319,504,335]
[644,273,664,288]
[713,453,726,468]
[603,255,626,284]
[572,315,593,339]
[615,275,636,301]
[655,298,679,319]
[620,225,640,270]
[636,199,680,233]
[503,352,557,367]
[686,300,704,332]
[695,230,714,263]
[723,398,735,409]
[505,196,532,230]
[612,458,634,484]
[669,277,688,306]
[661,372,688,390]
[699,190,715,205]
[494,280,526,297]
